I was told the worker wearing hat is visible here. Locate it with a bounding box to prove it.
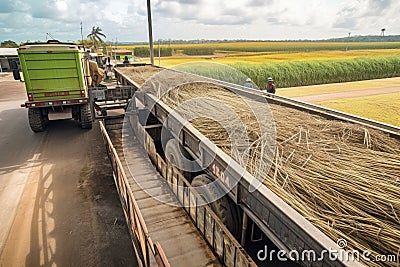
[266,77,276,94]
[244,78,253,88]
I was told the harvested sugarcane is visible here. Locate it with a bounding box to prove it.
[119,66,400,266]
[160,82,400,267]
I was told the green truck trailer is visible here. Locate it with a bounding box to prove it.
[15,40,93,132]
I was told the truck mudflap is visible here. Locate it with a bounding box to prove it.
[99,121,170,267]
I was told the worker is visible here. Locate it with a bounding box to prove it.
[104,57,112,80]
[266,77,276,94]
[244,78,253,88]
[88,60,105,86]
[123,56,129,64]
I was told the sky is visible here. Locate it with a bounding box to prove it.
[0,0,399,43]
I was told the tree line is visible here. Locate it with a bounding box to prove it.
[1,40,18,48]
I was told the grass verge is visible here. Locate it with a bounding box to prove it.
[318,92,400,126]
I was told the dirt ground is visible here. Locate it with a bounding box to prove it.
[0,73,137,266]
[0,73,27,101]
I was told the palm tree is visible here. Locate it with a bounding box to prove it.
[87,26,106,48]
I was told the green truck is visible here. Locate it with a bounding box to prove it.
[14,40,94,132]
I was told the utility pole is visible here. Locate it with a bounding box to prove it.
[158,39,161,66]
[346,32,351,52]
[147,0,154,65]
[80,22,84,48]
[115,37,118,60]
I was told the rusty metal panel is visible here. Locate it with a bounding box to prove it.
[166,164,173,185]
[197,205,206,234]
[183,187,189,212]
[171,173,178,196]
[182,128,201,155]
[236,248,253,267]
[214,223,224,260]
[177,176,185,205]
[160,162,167,180]
[177,181,183,205]
[154,242,170,267]
[223,237,236,267]
[189,189,197,221]
[145,133,157,164]
[205,210,214,246]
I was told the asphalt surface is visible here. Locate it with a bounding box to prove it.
[0,73,137,266]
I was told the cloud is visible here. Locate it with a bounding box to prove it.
[172,0,202,4]
[368,0,393,10]
[0,0,147,42]
[0,0,16,13]
[333,6,359,28]
[248,0,274,7]
[333,0,398,30]
[151,0,263,25]
[0,0,399,43]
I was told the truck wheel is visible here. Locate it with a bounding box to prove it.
[191,174,240,238]
[28,108,46,132]
[80,104,92,129]
[165,139,197,173]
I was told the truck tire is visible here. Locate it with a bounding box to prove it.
[165,139,196,173]
[28,108,46,132]
[80,104,92,129]
[191,174,240,238]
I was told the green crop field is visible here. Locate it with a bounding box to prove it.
[234,56,400,88]
[120,41,400,54]
[135,49,400,66]
[162,56,400,88]
[319,92,400,126]
[116,41,400,88]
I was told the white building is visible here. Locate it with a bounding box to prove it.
[0,48,19,72]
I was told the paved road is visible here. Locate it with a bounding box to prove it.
[0,73,136,266]
[0,74,39,255]
[293,86,400,103]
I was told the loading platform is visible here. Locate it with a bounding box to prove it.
[101,117,218,266]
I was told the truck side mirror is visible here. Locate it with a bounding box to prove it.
[10,61,21,80]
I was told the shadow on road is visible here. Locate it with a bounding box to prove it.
[0,107,44,175]
[1,118,137,266]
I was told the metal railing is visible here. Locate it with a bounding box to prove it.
[99,121,170,267]
[89,86,136,120]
